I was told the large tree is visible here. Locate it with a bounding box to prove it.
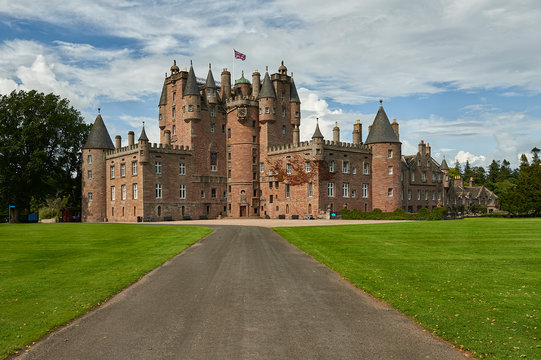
[0,90,90,219]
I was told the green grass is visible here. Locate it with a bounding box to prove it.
[274,218,540,359]
[0,223,212,358]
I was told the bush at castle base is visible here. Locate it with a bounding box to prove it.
[341,207,447,220]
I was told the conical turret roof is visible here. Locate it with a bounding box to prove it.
[83,112,114,149]
[364,102,400,144]
[205,64,217,88]
[257,71,276,99]
[312,120,324,139]
[183,63,200,96]
[138,125,149,142]
[159,79,167,105]
[440,157,449,170]
[289,76,300,103]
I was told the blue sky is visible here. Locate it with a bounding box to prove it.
[1,0,540,168]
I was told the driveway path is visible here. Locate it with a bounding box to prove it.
[18,226,468,359]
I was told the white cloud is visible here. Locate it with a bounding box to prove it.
[454,150,486,165]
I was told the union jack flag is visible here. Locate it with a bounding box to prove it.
[234,49,246,61]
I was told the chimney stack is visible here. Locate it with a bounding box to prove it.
[128,131,134,146]
[164,130,171,145]
[115,135,121,149]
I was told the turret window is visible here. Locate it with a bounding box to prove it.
[87,155,92,164]
[265,107,270,114]
[188,105,193,112]
[308,182,313,197]
[282,108,286,117]
[286,184,290,198]
[388,166,393,175]
[305,161,311,173]
[173,92,176,101]
[388,149,393,158]
[172,107,176,118]
[88,170,92,180]
[210,107,215,117]
[197,105,200,112]
[286,164,292,174]
[388,188,393,197]
[88,192,93,201]
[295,111,299,118]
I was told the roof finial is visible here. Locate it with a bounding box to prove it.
[173,60,176,65]
[266,65,268,72]
[379,99,383,106]
[165,72,167,78]
[190,59,193,66]
[98,107,100,114]
[281,60,284,65]
[142,121,145,127]
[209,63,211,69]
[316,117,319,124]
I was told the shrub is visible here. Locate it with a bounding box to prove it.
[415,208,431,220]
[430,207,447,220]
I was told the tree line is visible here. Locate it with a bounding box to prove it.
[450,148,541,216]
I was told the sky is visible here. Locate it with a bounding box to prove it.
[1,0,540,168]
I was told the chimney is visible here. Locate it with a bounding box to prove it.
[221,68,231,99]
[333,122,340,143]
[164,130,171,145]
[427,143,431,157]
[392,118,399,140]
[418,140,426,155]
[252,70,261,99]
[293,124,300,145]
[128,131,134,146]
[469,177,474,187]
[352,120,362,144]
[115,135,121,149]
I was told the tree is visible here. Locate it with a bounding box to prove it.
[0,90,90,219]
[463,160,473,181]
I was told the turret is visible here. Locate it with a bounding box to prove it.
[234,71,251,98]
[311,119,324,159]
[252,70,261,99]
[352,120,362,145]
[82,109,115,222]
[258,68,276,123]
[441,157,450,188]
[221,68,231,100]
[205,64,218,104]
[365,100,402,212]
[289,75,301,126]
[183,61,201,122]
[333,122,340,143]
[138,123,150,164]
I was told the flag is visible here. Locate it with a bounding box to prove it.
[234,49,246,61]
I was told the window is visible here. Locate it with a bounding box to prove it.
[155,184,162,199]
[155,161,162,175]
[352,167,357,175]
[438,191,442,201]
[211,188,217,199]
[252,136,256,143]
[201,190,205,199]
[210,107,215,117]
[432,191,435,201]
[417,190,421,200]
[133,183,138,199]
[180,184,186,199]
[111,186,115,201]
[121,184,126,200]
[411,172,415,182]
[228,170,231,178]
[388,166,393,175]
[173,125,176,135]
[432,173,436,183]
[362,184,369,198]
[329,160,335,172]
[210,123,215,133]
[388,149,393,158]
[132,161,137,175]
[282,125,286,134]
[286,163,292,174]
[342,183,349,197]
[270,194,273,203]
[172,107,176,118]
[418,159,421,166]
[87,155,92,164]
[265,107,270,114]
[308,182,313,197]
[210,152,217,172]
[388,188,393,197]
[343,161,349,174]
[260,163,264,173]
[438,174,442,183]
[88,170,92,179]
[121,163,126,177]
[422,172,426,182]
[282,109,286,118]
[351,190,356,198]
[305,161,311,173]
[173,92,176,101]
[328,183,335,197]
[88,192,93,201]
[222,124,226,134]
[179,163,185,175]
[363,162,370,175]
[425,191,428,201]
[286,184,290,198]
[188,105,193,112]
[110,165,115,179]
[408,189,412,200]
[269,169,273,176]
[295,111,299,118]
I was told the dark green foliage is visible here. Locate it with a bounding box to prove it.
[430,206,447,220]
[342,207,446,221]
[414,207,431,220]
[0,90,90,217]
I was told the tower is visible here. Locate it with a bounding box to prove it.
[183,62,201,123]
[82,110,115,222]
[364,101,402,212]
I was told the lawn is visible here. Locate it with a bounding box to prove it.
[0,223,212,359]
[274,218,540,359]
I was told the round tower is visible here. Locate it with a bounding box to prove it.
[82,110,115,222]
[364,101,402,212]
[205,63,218,105]
[252,70,261,99]
[221,68,231,100]
[183,61,201,122]
[258,68,276,123]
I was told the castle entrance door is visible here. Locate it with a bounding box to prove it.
[240,206,247,217]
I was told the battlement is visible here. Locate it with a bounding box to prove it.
[267,140,371,155]
[105,142,192,158]
[226,97,258,106]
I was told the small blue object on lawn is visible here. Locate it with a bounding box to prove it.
[8,205,15,223]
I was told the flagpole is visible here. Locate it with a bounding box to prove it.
[232,49,235,84]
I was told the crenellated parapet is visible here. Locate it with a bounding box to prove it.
[323,140,371,152]
[105,143,192,158]
[267,139,371,155]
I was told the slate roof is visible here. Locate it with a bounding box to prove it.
[83,113,114,149]
[205,66,217,88]
[364,104,400,144]
[257,71,276,99]
[440,158,449,170]
[312,121,324,139]
[159,80,167,106]
[183,64,200,96]
[138,126,149,142]
[290,77,300,103]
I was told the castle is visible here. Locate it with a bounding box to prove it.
[81,60,498,222]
